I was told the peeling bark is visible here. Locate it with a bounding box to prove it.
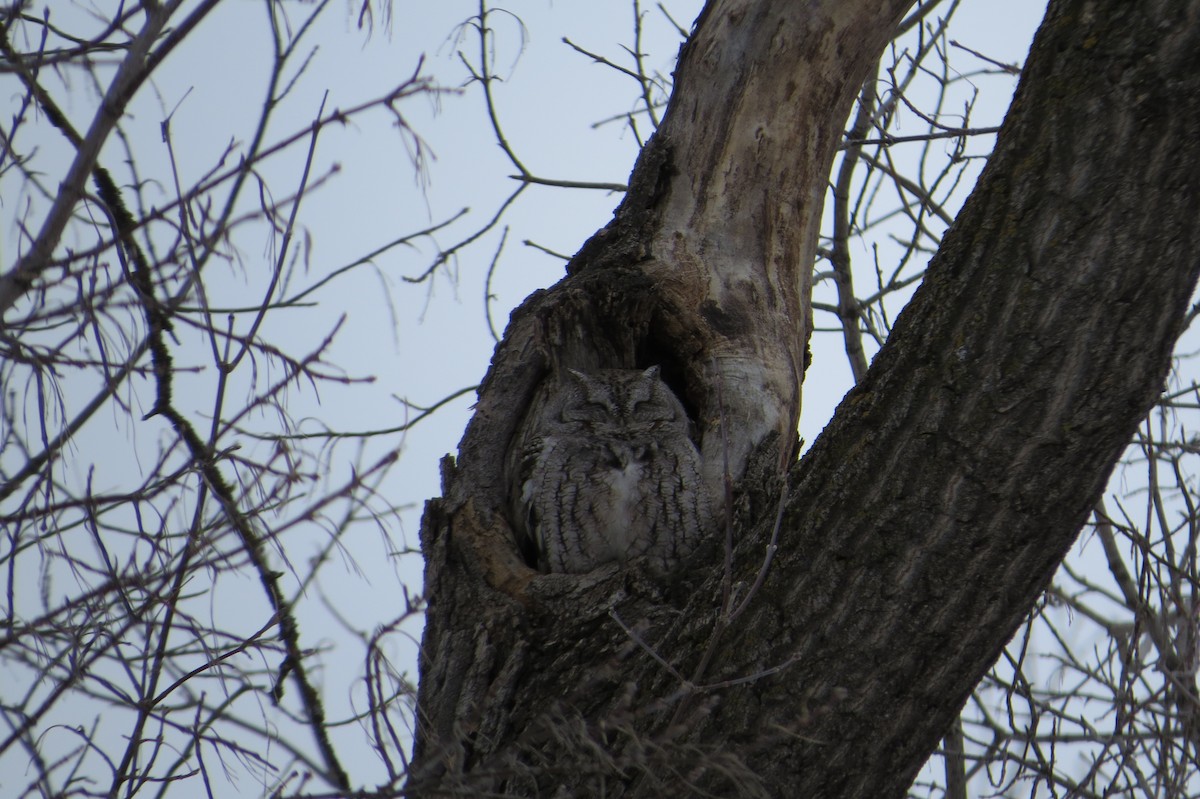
[409,0,1200,795]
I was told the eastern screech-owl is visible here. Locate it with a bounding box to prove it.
[510,366,712,573]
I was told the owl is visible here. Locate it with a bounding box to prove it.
[510,366,713,574]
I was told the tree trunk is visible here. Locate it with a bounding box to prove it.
[409,0,1200,795]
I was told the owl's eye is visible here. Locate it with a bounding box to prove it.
[631,398,674,422]
[562,399,615,422]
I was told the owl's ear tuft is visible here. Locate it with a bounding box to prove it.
[566,368,590,386]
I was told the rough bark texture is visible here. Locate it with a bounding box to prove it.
[409,0,1200,796]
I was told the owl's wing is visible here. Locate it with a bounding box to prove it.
[510,434,551,567]
[638,438,712,571]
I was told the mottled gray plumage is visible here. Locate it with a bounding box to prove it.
[511,366,712,573]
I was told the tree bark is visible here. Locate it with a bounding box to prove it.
[409,0,1200,795]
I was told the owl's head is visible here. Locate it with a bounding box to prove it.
[558,366,688,433]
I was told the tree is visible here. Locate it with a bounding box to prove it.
[409,0,1200,796]
[4,1,1200,798]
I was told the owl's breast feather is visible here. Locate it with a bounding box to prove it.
[594,444,651,557]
